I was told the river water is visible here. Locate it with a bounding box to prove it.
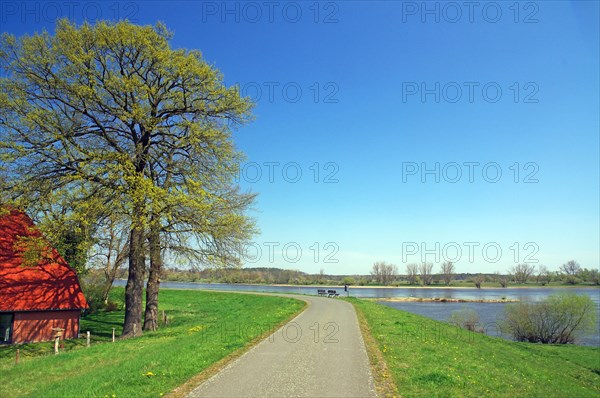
[115,281,600,346]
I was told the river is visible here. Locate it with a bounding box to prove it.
[114,281,600,346]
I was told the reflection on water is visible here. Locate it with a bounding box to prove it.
[113,280,599,346]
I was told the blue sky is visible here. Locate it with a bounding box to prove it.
[1,1,598,274]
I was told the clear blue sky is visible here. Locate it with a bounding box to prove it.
[1,1,598,274]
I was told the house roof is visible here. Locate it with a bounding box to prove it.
[0,208,88,312]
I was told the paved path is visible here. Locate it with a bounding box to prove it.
[187,294,376,398]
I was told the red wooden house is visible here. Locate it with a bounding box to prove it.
[0,208,88,344]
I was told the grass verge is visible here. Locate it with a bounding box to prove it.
[351,299,399,398]
[0,288,305,398]
[349,298,600,398]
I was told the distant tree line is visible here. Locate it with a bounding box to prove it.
[159,267,364,286]
[366,259,599,287]
[159,259,599,287]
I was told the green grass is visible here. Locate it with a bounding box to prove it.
[349,298,600,398]
[0,310,125,360]
[0,289,304,397]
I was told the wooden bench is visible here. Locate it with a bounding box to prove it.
[317,289,327,296]
[327,290,339,298]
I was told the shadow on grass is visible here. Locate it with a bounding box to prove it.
[80,310,124,338]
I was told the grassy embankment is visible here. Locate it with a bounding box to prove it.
[0,288,304,398]
[349,298,600,398]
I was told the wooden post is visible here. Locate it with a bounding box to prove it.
[86,331,90,348]
[54,337,59,354]
[162,310,166,325]
[15,349,19,364]
[112,328,115,342]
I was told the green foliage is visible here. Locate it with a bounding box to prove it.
[0,206,9,217]
[51,221,94,274]
[1,19,258,332]
[350,298,600,398]
[0,18,256,265]
[503,293,598,344]
[341,276,356,285]
[565,275,581,285]
[79,271,121,315]
[12,235,54,268]
[579,268,600,285]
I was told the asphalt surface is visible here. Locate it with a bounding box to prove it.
[187,293,377,398]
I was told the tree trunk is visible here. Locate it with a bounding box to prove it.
[122,223,145,338]
[101,281,112,304]
[143,223,162,331]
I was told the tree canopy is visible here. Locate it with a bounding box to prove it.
[0,19,256,337]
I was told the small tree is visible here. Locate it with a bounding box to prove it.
[370,261,397,286]
[448,309,480,332]
[495,271,509,288]
[419,262,434,286]
[318,268,325,283]
[384,262,398,285]
[502,293,597,344]
[536,265,550,286]
[371,262,384,284]
[591,269,600,285]
[406,263,419,285]
[560,260,582,284]
[440,261,455,286]
[473,274,485,289]
[341,276,355,285]
[89,214,129,304]
[511,263,536,284]
[582,268,599,285]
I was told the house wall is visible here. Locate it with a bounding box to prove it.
[12,310,80,344]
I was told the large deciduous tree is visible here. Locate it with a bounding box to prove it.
[0,20,255,337]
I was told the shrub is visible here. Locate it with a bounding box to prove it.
[565,275,581,285]
[448,308,480,332]
[473,274,485,289]
[80,273,106,314]
[341,276,355,285]
[502,293,597,344]
[104,300,121,312]
[80,271,121,314]
[579,268,600,285]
